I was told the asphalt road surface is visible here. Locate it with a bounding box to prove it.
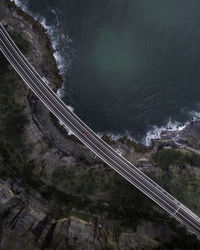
[1,23,200,237]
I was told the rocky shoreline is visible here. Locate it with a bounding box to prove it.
[4,0,200,162]
[1,0,200,249]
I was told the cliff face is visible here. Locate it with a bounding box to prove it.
[1,1,200,249]
[0,180,161,250]
[0,179,102,250]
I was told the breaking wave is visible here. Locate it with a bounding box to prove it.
[56,83,65,98]
[101,110,200,147]
[10,0,27,11]
[143,120,187,147]
[10,0,74,75]
[143,110,200,147]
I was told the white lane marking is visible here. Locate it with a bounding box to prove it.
[174,207,180,216]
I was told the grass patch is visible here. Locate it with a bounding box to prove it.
[151,168,200,215]
[153,148,200,170]
[41,184,92,219]
[51,164,164,231]
[0,53,28,147]
[0,38,42,190]
[0,223,3,243]
[155,225,200,250]
[8,30,30,54]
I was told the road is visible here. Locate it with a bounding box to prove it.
[1,23,200,237]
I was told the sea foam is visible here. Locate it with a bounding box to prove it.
[10,0,72,75]
[143,119,189,146]
[10,0,26,11]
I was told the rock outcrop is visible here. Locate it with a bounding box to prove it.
[0,179,162,249]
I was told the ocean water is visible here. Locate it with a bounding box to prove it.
[11,0,200,144]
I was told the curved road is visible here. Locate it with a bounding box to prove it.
[1,23,200,237]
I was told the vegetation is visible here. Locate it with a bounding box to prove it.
[153,148,200,170]
[150,167,200,215]
[51,164,170,231]
[0,224,2,243]
[155,227,200,250]
[9,30,30,54]
[46,161,200,247]
[0,54,26,145]
[0,34,41,189]
[151,147,200,214]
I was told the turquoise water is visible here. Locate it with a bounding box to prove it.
[18,0,200,141]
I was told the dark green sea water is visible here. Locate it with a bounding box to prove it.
[16,0,200,143]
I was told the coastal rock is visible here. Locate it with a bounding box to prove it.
[12,10,23,20]
[61,156,76,166]
[61,216,105,249]
[136,221,174,242]
[23,29,33,41]
[1,19,8,26]
[178,118,200,149]
[0,181,14,206]
[119,232,159,250]
[0,179,165,250]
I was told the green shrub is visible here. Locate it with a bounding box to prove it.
[153,148,200,170]
[9,30,30,54]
